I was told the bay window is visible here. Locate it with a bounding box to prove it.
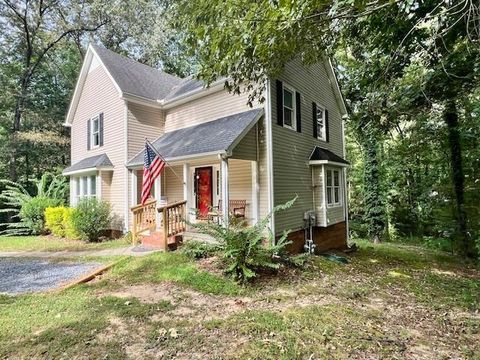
[326,168,341,207]
[73,174,98,205]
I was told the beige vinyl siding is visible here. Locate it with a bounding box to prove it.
[70,63,126,230]
[228,159,252,220]
[164,165,184,204]
[127,103,164,159]
[165,89,258,132]
[100,171,112,202]
[270,59,345,234]
[231,124,258,161]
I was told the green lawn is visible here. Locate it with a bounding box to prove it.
[1,241,479,359]
[0,235,131,252]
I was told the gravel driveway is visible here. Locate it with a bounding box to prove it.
[0,258,101,295]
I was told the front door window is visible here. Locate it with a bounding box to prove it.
[194,167,213,219]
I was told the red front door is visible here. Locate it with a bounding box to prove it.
[195,167,213,219]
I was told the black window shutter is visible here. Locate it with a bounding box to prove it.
[295,92,301,133]
[276,80,283,126]
[99,113,104,147]
[312,102,318,139]
[87,119,91,150]
[325,109,330,142]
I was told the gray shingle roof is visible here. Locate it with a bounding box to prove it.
[63,153,113,174]
[309,147,349,165]
[127,108,264,167]
[92,45,183,101]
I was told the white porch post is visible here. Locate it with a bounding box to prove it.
[131,170,138,206]
[221,157,229,227]
[183,163,190,202]
[154,175,162,228]
[251,161,259,224]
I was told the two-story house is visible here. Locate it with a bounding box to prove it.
[63,45,349,253]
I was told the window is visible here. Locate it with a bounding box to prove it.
[326,169,341,207]
[91,115,100,148]
[283,86,295,129]
[315,103,326,141]
[74,175,98,205]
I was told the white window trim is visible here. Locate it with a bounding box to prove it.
[282,83,297,131]
[326,168,342,208]
[90,114,100,149]
[315,102,327,141]
[72,172,99,206]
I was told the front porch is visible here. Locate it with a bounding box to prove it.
[129,156,260,249]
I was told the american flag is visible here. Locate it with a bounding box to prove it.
[141,142,166,205]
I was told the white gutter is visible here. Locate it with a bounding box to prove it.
[125,150,227,169]
[308,160,350,167]
[62,166,114,176]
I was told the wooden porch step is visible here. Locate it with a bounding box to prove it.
[140,231,182,250]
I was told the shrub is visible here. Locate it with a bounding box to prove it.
[18,196,62,235]
[45,206,67,237]
[191,197,298,283]
[63,208,79,240]
[180,240,224,259]
[71,198,112,242]
[0,173,68,235]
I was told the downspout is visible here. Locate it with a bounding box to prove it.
[265,79,275,241]
[124,101,130,233]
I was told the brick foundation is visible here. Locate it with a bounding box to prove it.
[283,221,347,254]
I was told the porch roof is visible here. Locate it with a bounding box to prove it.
[127,108,263,167]
[309,146,349,166]
[62,153,113,175]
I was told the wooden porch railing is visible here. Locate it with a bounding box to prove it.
[158,200,187,249]
[131,199,157,244]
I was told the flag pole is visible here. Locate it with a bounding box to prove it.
[145,138,185,184]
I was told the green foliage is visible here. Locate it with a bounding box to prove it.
[179,240,223,259]
[70,198,112,242]
[0,173,68,235]
[191,198,297,283]
[44,206,79,239]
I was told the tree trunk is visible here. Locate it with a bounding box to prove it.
[444,100,474,257]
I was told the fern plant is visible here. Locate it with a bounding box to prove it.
[0,173,68,235]
[191,197,297,283]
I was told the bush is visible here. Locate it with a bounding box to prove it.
[71,198,112,242]
[18,196,62,235]
[0,173,68,235]
[45,206,67,237]
[63,208,79,240]
[44,206,80,239]
[191,197,298,283]
[180,240,224,259]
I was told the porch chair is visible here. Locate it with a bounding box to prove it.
[209,200,247,223]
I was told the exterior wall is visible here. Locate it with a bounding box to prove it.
[164,89,259,132]
[228,159,252,221]
[164,165,184,204]
[257,117,270,221]
[312,166,326,226]
[231,124,257,161]
[270,58,345,235]
[127,102,164,158]
[69,63,126,230]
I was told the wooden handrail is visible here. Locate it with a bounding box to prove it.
[131,199,157,244]
[158,200,187,249]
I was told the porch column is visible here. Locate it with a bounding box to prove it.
[154,175,162,228]
[221,157,229,227]
[251,161,259,224]
[131,170,138,206]
[183,163,190,202]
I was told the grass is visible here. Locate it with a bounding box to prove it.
[0,239,479,359]
[0,235,131,252]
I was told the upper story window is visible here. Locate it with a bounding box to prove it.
[326,168,341,207]
[315,103,326,141]
[91,115,100,148]
[283,85,296,130]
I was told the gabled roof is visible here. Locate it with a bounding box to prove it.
[92,45,183,101]
[309,146,349,166]
[63,153,113,175]
[127,108,264,167]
